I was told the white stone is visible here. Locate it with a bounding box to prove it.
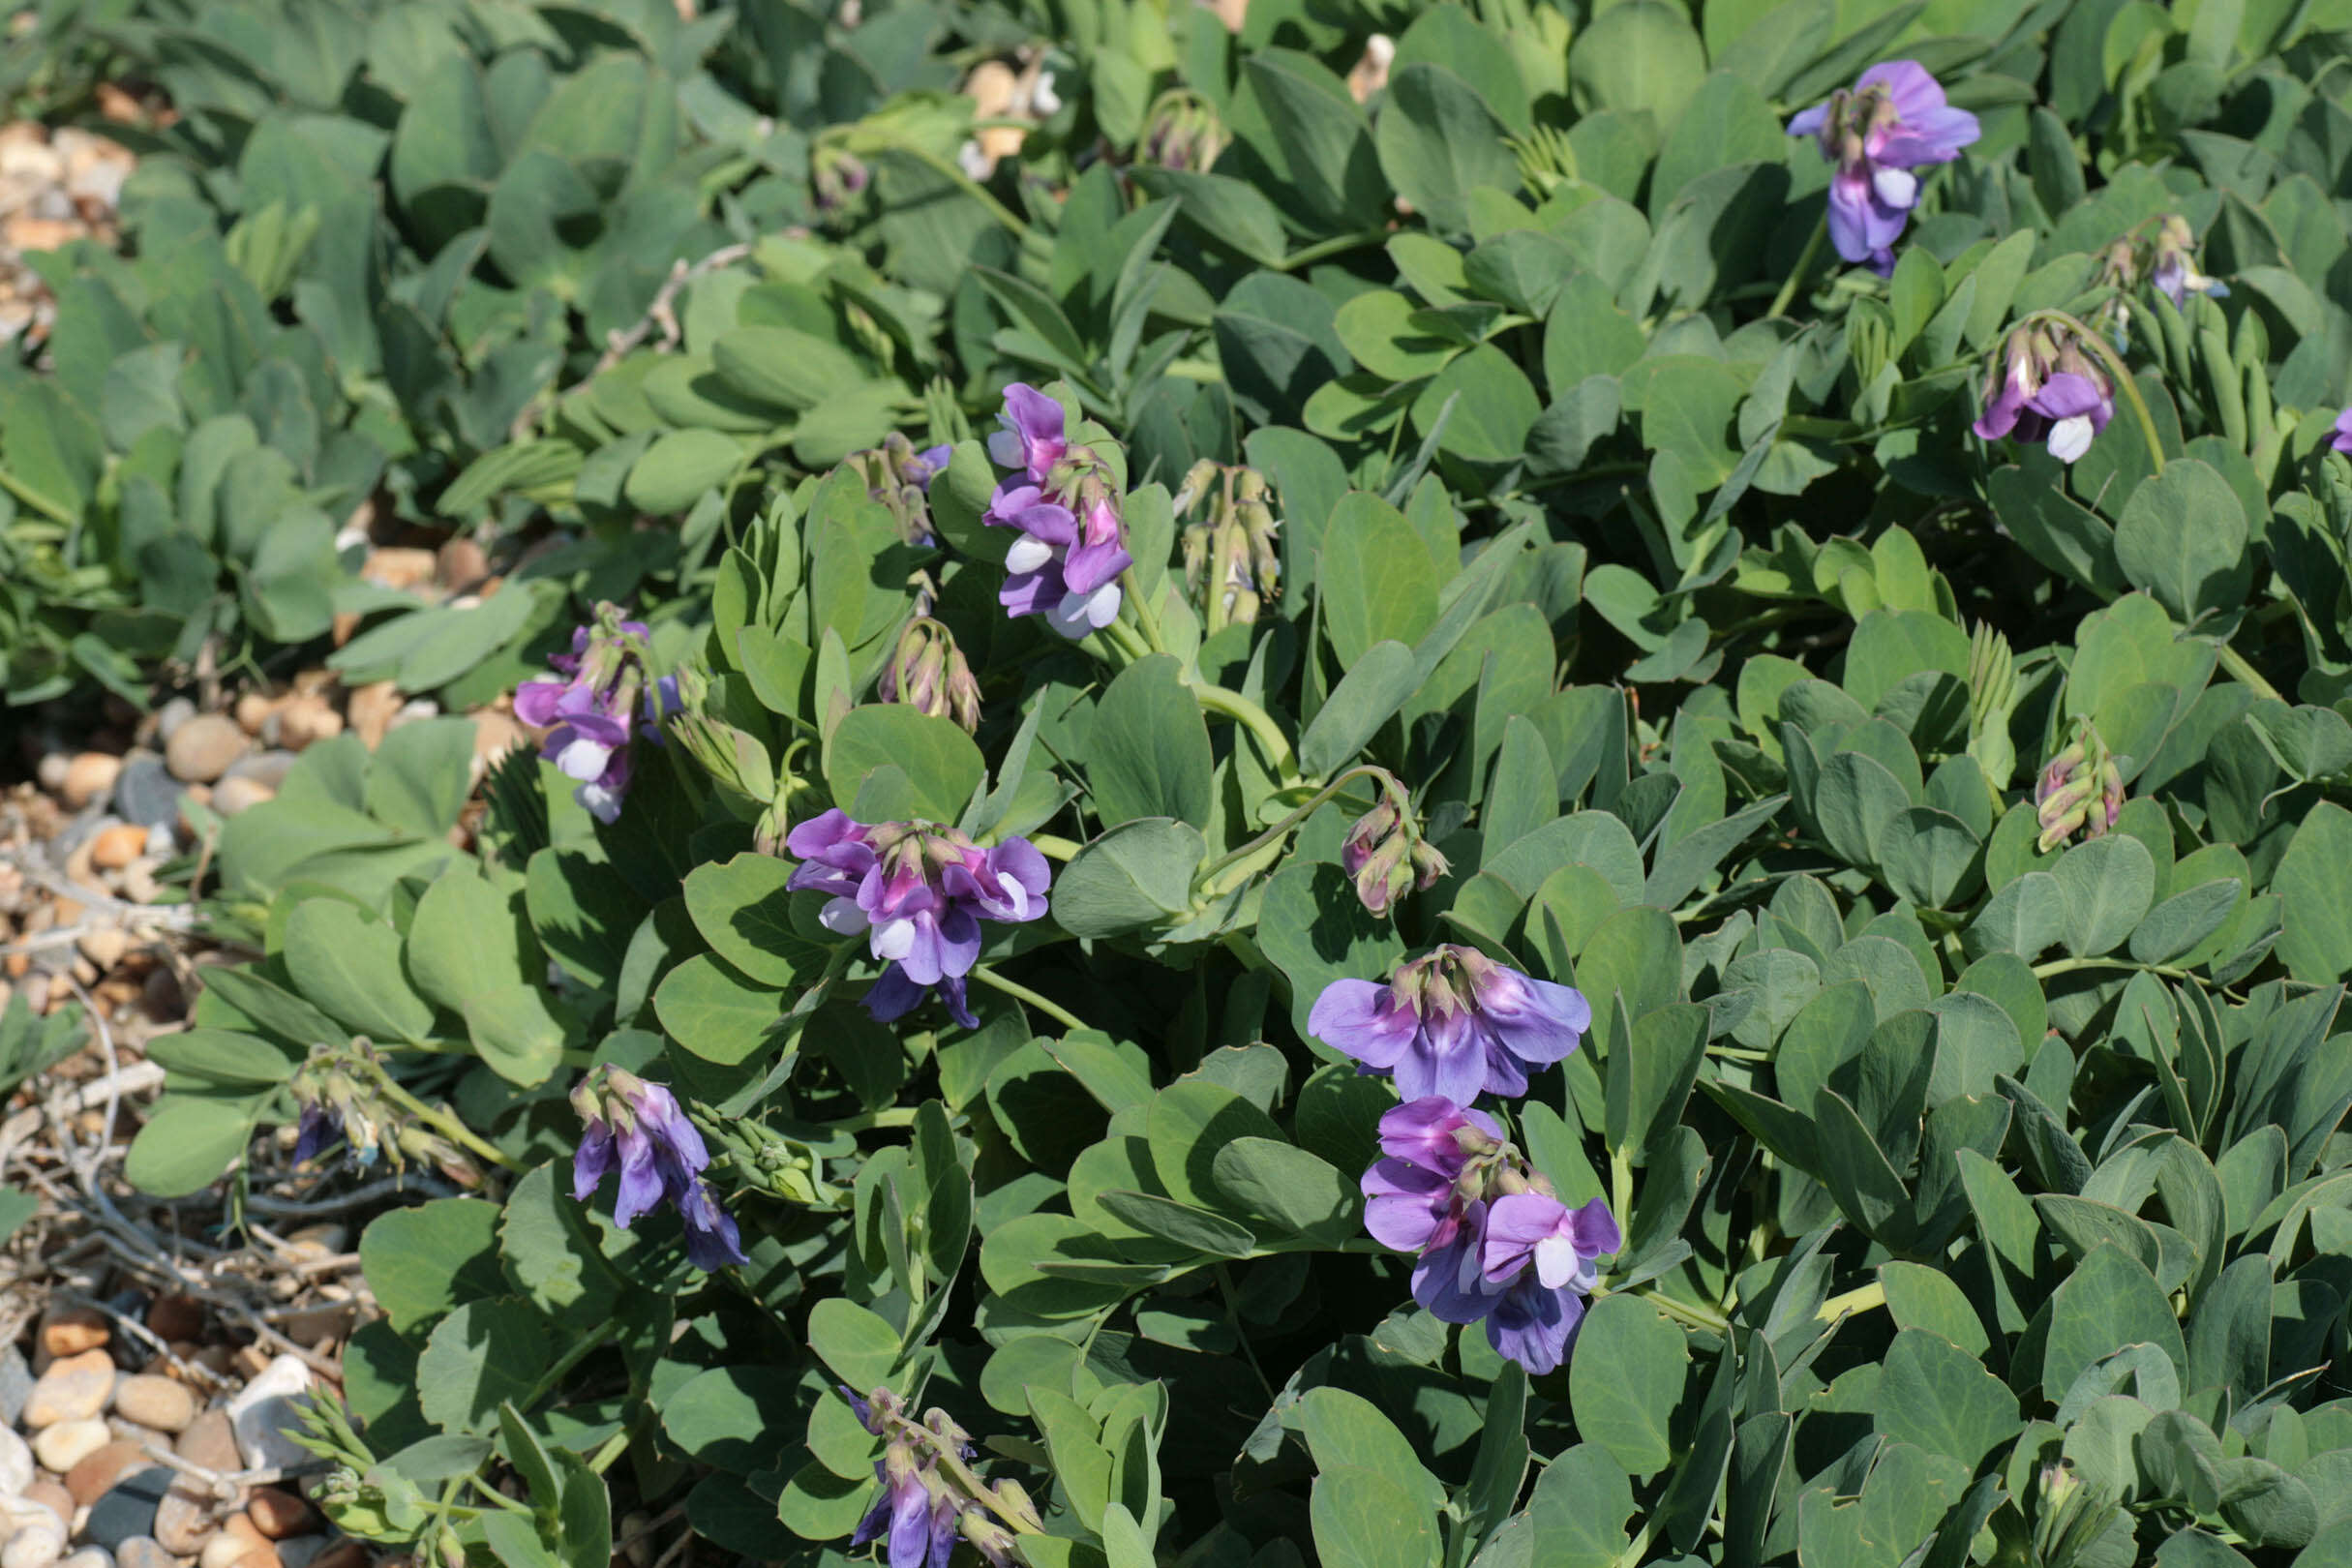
[0,1426,31,1495]
[224,1354,314,1471]
[197,1537,254,1568]
[30,1417,106,1473]
[1,1521,65,1568]
[60,1552,112,1568]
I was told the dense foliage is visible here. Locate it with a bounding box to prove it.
[15,0,2352,1563]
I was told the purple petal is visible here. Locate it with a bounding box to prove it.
[1061,537,1133,596]
[863,963,928,1022]
[936,973,979,1029]
[2333,407,2352,455]
[1309,980,1418,1071]
[1485,1277,1582,1374]
[998,567,1066,618]
[612,1127,663,1228]
[679,1180,749,1270]
[572,1121,616,1201]
[514,678,568,728]
[2031,372,2106,420]
[1787,102,1829,139]
[1391,1006,1487,1106]
[1566,1196,1622,1257]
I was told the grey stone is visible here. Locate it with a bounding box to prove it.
[274,1539,328,1568]
[109,756,180,834]
[81,1467,171,1552]
[218,750,297,793]
[0,1342,35,1425]
[153,698,196,743]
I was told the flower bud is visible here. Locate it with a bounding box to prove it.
[990,1478,1043,1533]
[883,618,981,733]
[962,1508,1018,1568]
[2035,720,2125,852]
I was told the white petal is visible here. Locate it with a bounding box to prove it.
[1871,165,1917,208]
[557,737,614,781]
[1534,1235,1577,1291]
[958,139,992,181]
[2047,415,2094,464]
[1081,582,1123,627]
[987,429,1023,468]
[996,870,1030,918]
[1045,592,1097,640]
[871,918,918,961]
[1005,534,1055,573]
[820,897,870,935]
[1031,71,1061,114]
[576,780,622,823]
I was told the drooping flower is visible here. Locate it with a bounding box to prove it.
[1478,1193,1621,1373]
[1973,326,2114,465]
[849,434,956,546]
[883,617,981,733]
[2035,718,2125,853]
[1787,61,1980,276]
[514,605,676,824]
[1176,459,1282,634]
[981,384,1133,638]
[1339,794,1448,919]
[850,1445,939,1568]
[1310,946,1591,1104]
[785,811,1051,1027]
[2150,215,2227,310]
[2333,407,2352,456]
[290,1103,345,1167]
[571,1067,747,1269]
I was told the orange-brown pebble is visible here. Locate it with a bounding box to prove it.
[220,1515,283,1568]
[65,1437,147,1505]
[346,681,401,750]
[244,1487,318,1539]
[60,752,122,809]
[42,1306,110,1357]
[90,822,149,869]
[147,1294,204,1342]
[307,1543,368,1568]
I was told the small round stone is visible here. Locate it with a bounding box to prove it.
[32,1416,112,1472]
[61,1550,116,1568]
[111,1377,195,1435]
[164,715,247,785]
[144,1297,202,1343]
[116,1545,175,1568]
[153,698,196,743]
[1,1520,66,1568]
[60,753,122,811]
[0,1424,34,1493]
[23,1349,115,1428]
[151,1476,214,1554]
[241,1489,316,1541]
[197,1538,250,1568]
[40,1308,109,1359]
[65,1438,145,1505]
[207,777,273,818]
[172,1410,237,1473]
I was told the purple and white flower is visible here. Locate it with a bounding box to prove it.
[514,605,676,824]
[1479,1192,1621,1372]
[850,1446,946,1568]
[981,384,1134,638]
[571,1068,746,1269]
[1309,946,1591,1105]
[785,811,1052,1027]
[1973,327,2114,465]
[2151,215,2227,310]
[1788,61,1980,276]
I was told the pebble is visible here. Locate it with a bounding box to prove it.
[75,927,128,970]
[39,753,70,793]
[241,1491,314,1541]
[23,1480,73,1528]
[214,1519,277,1568]
[1,1520,66,1568]
[61,753,122,810]
[0,1344,34,1426]
[110,757,180,833]
[0,1425,31,1494]
[232,692,279,736]
[164,716,246,784]
[65,1439,147,1505]
[207,777,272,818]
[33,1417,112,1472]
[23,1350,114,1427]
[83,1467,173,1550]
[150,1478,213,1554]
[61,1550,115,1568]
[41,1308,109,1358]
[117,1545,175,1568]
[218,751,296,793]
[305,1546,362,1568]
[437,537,488,589]
[88,824,148,870]
[345,682,400,750]
[172,1410,236,1473]
[112,1377,195,1434]
[145,1298,202,1343]
[223,1358,311,1472]
[196,1538,248,1568]
[269,1541,323,1568]
[272,700,340,752]
[153,698,196,743]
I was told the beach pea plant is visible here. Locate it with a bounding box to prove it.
[75,1,2352,1566]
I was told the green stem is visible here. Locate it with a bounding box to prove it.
[1633,1286,1731,1334]
[367,1065,523,1173]
[1122,568,1169,656]
[520,1321,618,1409]
[2032,955,2193,981]
[1214,1262,1279,1402]
[866,139,1030,238]
[1706,1043,1771,1062]
[0,468,75,525]
[2215,641,2286,704]
[1274,229,1392,274]
[1189,680,1297,776]
[1027,833,1081,861]
[1766,223,1829,319]
[2022,309,2166,477]
[970,964,1089,1033]
[1098,615,1152,666]
[1609,1149,1634,1239]
[829,1106,922,1132]
[588,1430,632,1476]
[1194,764,1394,886]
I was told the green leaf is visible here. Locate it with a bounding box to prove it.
[1087,655,1216,829]
[652,953,784,1065]
[2275,803,2352,981]
[1525,1443,1636,1567]
[1567,1294,1687,1477]
[123,1095,259,1198]
[1409,345,1541,462]
[2041,1243,2187,1401]
[1569,2,1708,134]
[2113,460,2251,623]
[463,982,566,1087]
[407,866,527,1013]
[1876,1328,2023,1469]
[2053,833,2157,957]
[661,1367,801,1475]
[807,1298,902,1392]
[1310,1466,1440,1568]
[827,705,985,825]
[284,900,434,1043]
[1210,1137,1361,1240]
[1321,493,1440,666]
[1372,64,1520,234]
[363,1199,507,1334]
[681,854,833,988]
[1053,819,1206,940]
[1094,1190,1256,1256]
[1299,641,1420,779]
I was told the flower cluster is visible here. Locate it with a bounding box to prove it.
[571,1067,747,1270]
[882,614,981,733]
[1339,794,1448,919]
[842,1388,1040,1568]
[286,1041,473,1185]
[1974,322,2116,465]
[1787,61,1979,276]
[1175,458,1281,636]
[847,432,955,547]
[514,605,676,824]
[2035,717,2126,853]
[982,385,1133,638]
[1140,91,1226,172]
[1312,947,1609,1374]
[785,811,1052,1026]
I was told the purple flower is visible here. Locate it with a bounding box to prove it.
[785,810,1052,1027]
[515,606,670,823]
[291,1103,343,1166]
[1788,61,1979,276]
[1309,946,1591,1105]
[571,1068,746,1269]
[985,384,1068,480]
[2334,407,2352,456]
[851,1449,937,1568]
[1475,1193,1619,1374]
[1973,328,2113,465]
[1376,1097,1501,1178]
[981,385,1133,639]
[2150,214,2226,310]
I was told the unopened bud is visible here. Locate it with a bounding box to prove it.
[991,1478,1043,1533]
[1408,837,1449,890]
[962,1509,1018,1567]
[884,618,980,733]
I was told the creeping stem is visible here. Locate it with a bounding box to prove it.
[1766,222,1829,320]
[1194,764,1398,890]
[362,1058,523,1173]
[970,963,1089,1033]
[1188,679,1298,776]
